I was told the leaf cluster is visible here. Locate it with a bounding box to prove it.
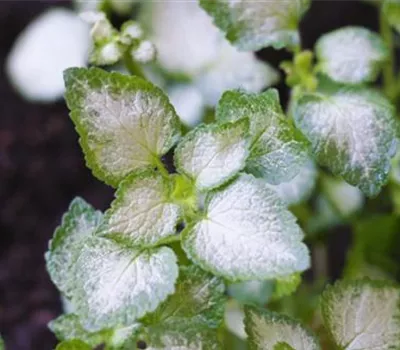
[43,0,400,349]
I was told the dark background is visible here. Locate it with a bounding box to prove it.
[0,1,381,349]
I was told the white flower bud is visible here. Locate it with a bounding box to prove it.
[119,21,143,46]
[91,19,114,41]
[122,23,143,40]
[80,11,113,41]
[131,41,156,63]
[98,41,122,65]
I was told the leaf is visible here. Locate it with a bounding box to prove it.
[56,339,91,350]
[70,237,178,331]
[145,0,223,76]
[129,265,224,349]
[168,85,205,128]
[182,174,310,281]
[196,42,279,106]
[293,88,397,196]
[316,27,388,84]
[142,265,225,329]
[6,8,90,102]
[268,159,317,206]
[45,197,103,297]
[49,314,111,347]
[321,279,400,350]
[64,67,181,187]
[199,0,311,51]
[174,119,250,191]
[138,322,221,350]
[244,306,320,350]
[217,89,309,185]
[0,335,3,350]
[98,170,181,247]
[383,0,400,34]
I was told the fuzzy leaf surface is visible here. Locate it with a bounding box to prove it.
[321,279,400,350]
[140,323,221,350]
[294,88,397,196]
[316,27,388,84]
[98,170,181,247]
[64,67,181,187]
[174,119,249,191]
[217,89,309,185]
[70,237,178,331]
[182,174,310,281]
[46,198,102,297]
[244,306,320,350]
[137,266,224,349]
[49,314,112,347]
[142,265,225,329]
[200,0,311,51]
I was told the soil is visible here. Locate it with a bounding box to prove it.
[0,1,381,349]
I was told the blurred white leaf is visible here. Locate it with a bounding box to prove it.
[6,8,90,102]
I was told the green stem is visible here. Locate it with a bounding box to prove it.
[123,51,145,78]
[182,204,204,224]
[380,10,396,100]
[155,234,181,246]
[153,156,170,178]
[170,174,204,222]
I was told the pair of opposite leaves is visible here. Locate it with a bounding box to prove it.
[66,62,398,197]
